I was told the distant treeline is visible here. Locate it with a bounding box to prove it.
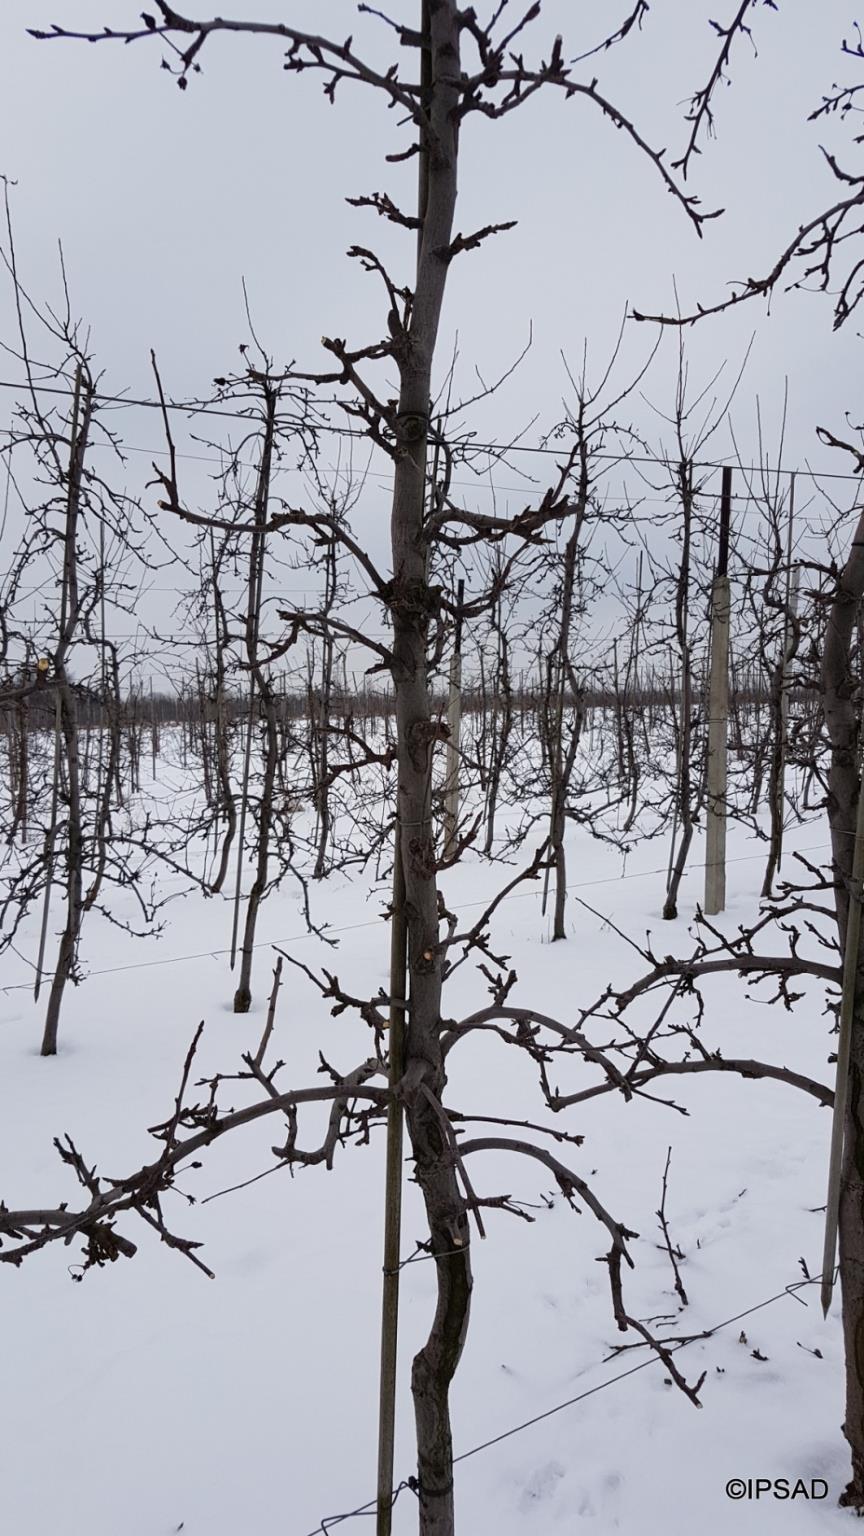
[1,671,809,733]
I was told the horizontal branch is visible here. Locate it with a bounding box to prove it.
[0,1080,388,1266]
[614,952,840,1009]
[633,173,864,331]
[549,1055,833,1111]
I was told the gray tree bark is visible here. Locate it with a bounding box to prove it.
[41,370,93,1057]
[821,502,864,1507]
[386,9,473,1530]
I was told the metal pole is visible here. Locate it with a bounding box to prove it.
[704,466,732,915]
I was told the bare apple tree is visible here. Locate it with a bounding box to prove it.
[5,4,739,1531]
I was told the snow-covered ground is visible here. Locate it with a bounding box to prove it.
[0,748,852,1535]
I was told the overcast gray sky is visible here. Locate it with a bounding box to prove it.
[1,2,863,676]
[0,3,856,419]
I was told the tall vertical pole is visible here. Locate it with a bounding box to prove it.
[665,646,681,900]
[443,578,464,861]
[96,516,108,809]
[376,9,429,1526]
[376,838,407,1531]
[704,465,732,916]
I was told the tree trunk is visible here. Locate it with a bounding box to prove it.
[233,692,278,1013]
[40,370,92,1057]
[664,460,696,921]
[386,8,472,1530]
[547,515,586,940]
[41,676,84,1055]
[821,504,864,1507]
[231,387,275,1011]
[208,553,237,894]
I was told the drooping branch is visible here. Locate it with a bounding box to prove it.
[456,1134,706,1405]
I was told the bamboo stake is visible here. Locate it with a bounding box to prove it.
[442,578,464,861]
[376,830,408,1533]
[704,466,732,915]
[775,472,796,875]
[95,517,107,811]
[821,769,864,1316]
[376,24,429,1514]
[665,647,680,899]
[150,676,157,782]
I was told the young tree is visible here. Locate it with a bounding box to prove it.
[16,5,729,1530]
[0,216,164,1055]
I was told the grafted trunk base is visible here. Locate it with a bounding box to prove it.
[838,1463,864,1512]
[839,1147,864,1514]
[839,1418,864,1512]
[410,1247,472,1536]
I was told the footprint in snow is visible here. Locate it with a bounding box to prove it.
[518,1459,566,1512]
[573,1471,624,1522]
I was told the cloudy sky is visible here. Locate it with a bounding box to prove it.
[1,1,862,674]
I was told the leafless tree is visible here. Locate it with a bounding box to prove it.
[9,3,748,1529]
[0,209,167,1055]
